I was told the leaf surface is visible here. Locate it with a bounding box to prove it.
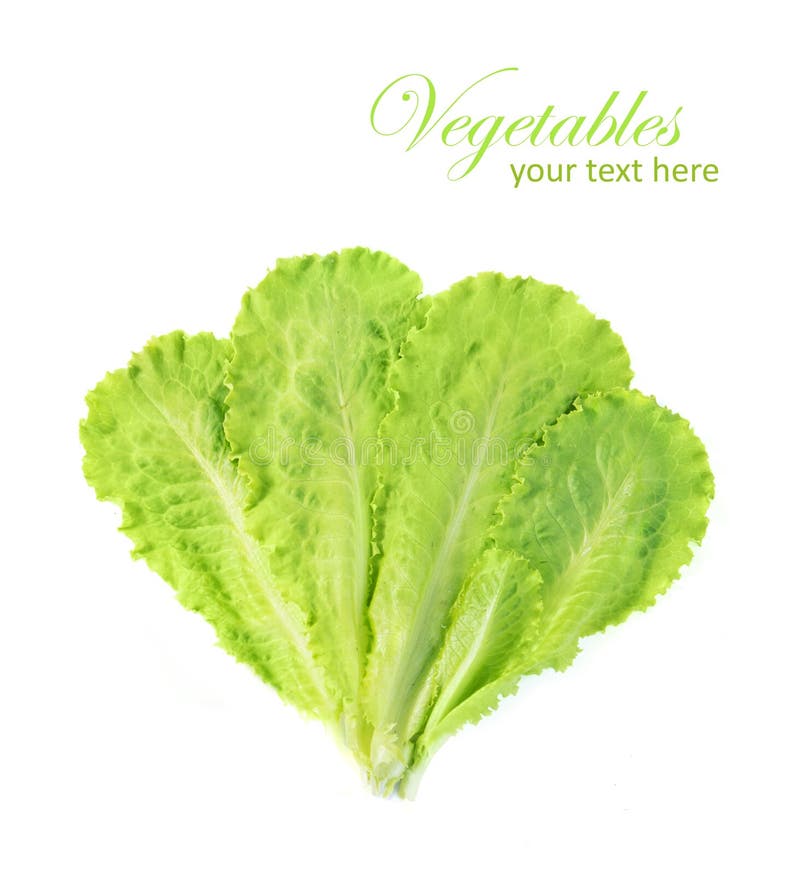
[81,332,334,719]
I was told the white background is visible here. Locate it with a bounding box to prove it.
[2,2,797,873]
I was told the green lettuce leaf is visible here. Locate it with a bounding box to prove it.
[224,248,423,750]
[404,389,713,794]
[363,272,632,784]
[81,331,335,721]
[491,388,714,674]
[80,251,713,798]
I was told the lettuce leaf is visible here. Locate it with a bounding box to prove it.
[493,389,713,675]
[223,249,423,752]
[81,332,335,720]
[363,272,633,785]
[406,389,713,793]
[81,250,713,797]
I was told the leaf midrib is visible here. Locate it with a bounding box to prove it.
[326,284,371,707]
